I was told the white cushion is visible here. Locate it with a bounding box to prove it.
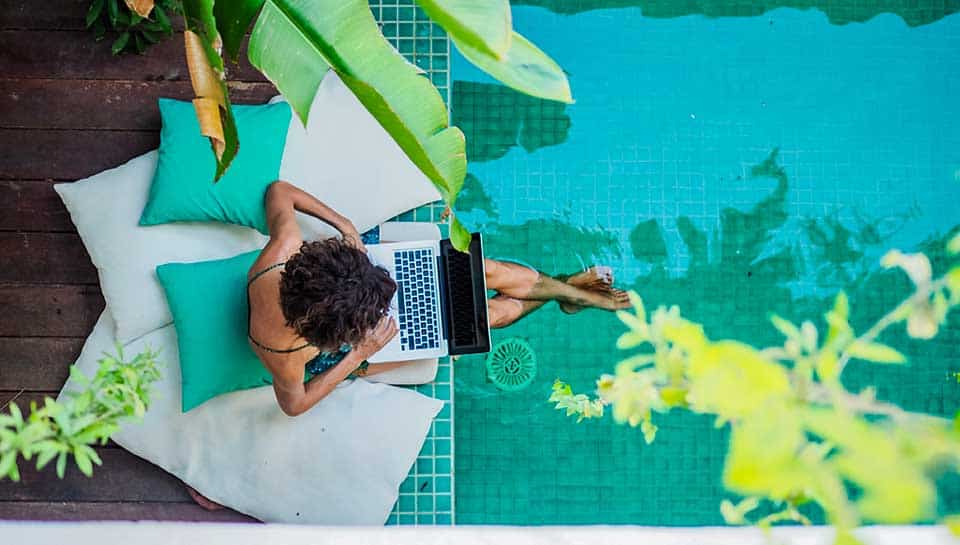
[60,310,443,524]
[54,152,267,344]
[277,70,442,240]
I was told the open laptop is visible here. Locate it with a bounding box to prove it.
[366,233,491,363]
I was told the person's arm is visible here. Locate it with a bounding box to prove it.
[265,180,362,246]
[271,316,398,417]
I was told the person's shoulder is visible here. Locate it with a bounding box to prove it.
[249,235,302,281]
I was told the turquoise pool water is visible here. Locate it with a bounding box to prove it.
[451,3,960,525]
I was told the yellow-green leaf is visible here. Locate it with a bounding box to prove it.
[833,292,849,321]
[452,31,572,104]
[449,216,472,253]
[720,497,760,525]
[55,451,67,479]
[948,233,960,255]
[686,342,791,419]
[945,514,960,536]
[659,386,688,407]
[906,305,939,340]
[74,447,93,477]
[846,341,906,364]
[661,319,708,354]
[416,0,511,60]
[833,531,866,545]
[770,314,801,341]
[881,249,932,287]
[947,267,960,300]
[616,330,646,350]
[640,420,657,444]
[616,309,647,332]
[816,350,839,381]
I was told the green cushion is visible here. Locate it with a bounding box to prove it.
[140,99,292,233]
[157,250,275,412]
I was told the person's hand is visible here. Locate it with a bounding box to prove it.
[353,316,399,360]
[338,221,365,253]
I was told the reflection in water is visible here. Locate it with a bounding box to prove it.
[629,219,667,262]
[513,0,959,27]
[481,217,622,274]
[457,173,500,219]
[453,81,572,163]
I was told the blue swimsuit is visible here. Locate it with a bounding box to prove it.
[246,228,380,375]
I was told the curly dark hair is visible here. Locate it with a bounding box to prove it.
[279,238,396,351]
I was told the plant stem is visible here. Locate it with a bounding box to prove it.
[835,276,950,377]
[806,384,947,425]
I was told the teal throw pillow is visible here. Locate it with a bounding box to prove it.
[140,99,292,233]
[157,250,277,412]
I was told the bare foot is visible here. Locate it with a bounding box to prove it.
[187,486,224,511]
[559,266,627,314]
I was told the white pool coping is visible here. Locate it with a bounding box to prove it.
[0,522,953,545]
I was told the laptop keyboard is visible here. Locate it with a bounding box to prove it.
[393,248,441,352]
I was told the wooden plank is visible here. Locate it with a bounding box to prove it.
[0,30,266,82]
[0,284,103,337]
[0,501,256,522]
[0,338,85,391]
[0,233,97,284]
[0,448,191,502]
[0,0,92,30]
[0,392,61,412]
[1,79,278,130]
[0,128,158,181]
[0,0,186,32]
[0,180,74,232]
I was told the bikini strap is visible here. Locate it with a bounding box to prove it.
[249,335,311,354]
[248,262,286,286]
[247,261,312,354]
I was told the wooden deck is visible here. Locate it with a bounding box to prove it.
[0,0,271,522]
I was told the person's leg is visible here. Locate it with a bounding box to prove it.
[187,485,224,511]
[556,266,617,314]
[487,295,548,329]
[485,259,629,311]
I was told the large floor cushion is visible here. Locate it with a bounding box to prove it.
[59,311,443,524]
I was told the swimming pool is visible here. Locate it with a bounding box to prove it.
[450,2,960,525]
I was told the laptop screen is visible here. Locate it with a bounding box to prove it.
[439,233,491,356]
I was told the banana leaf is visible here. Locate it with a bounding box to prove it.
[415,0,572,103]
[416,0,511,59]
[214,0,266,62]
[182,0,238,181]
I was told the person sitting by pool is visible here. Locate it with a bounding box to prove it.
[188,179,630,510]
[249,180,631,417]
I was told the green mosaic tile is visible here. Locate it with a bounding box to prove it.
[370,0,454,526]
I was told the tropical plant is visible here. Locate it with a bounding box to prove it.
[0,347,162,481]
[124,0,572,251]
[550,234,960,543]
[86,0,181,55]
